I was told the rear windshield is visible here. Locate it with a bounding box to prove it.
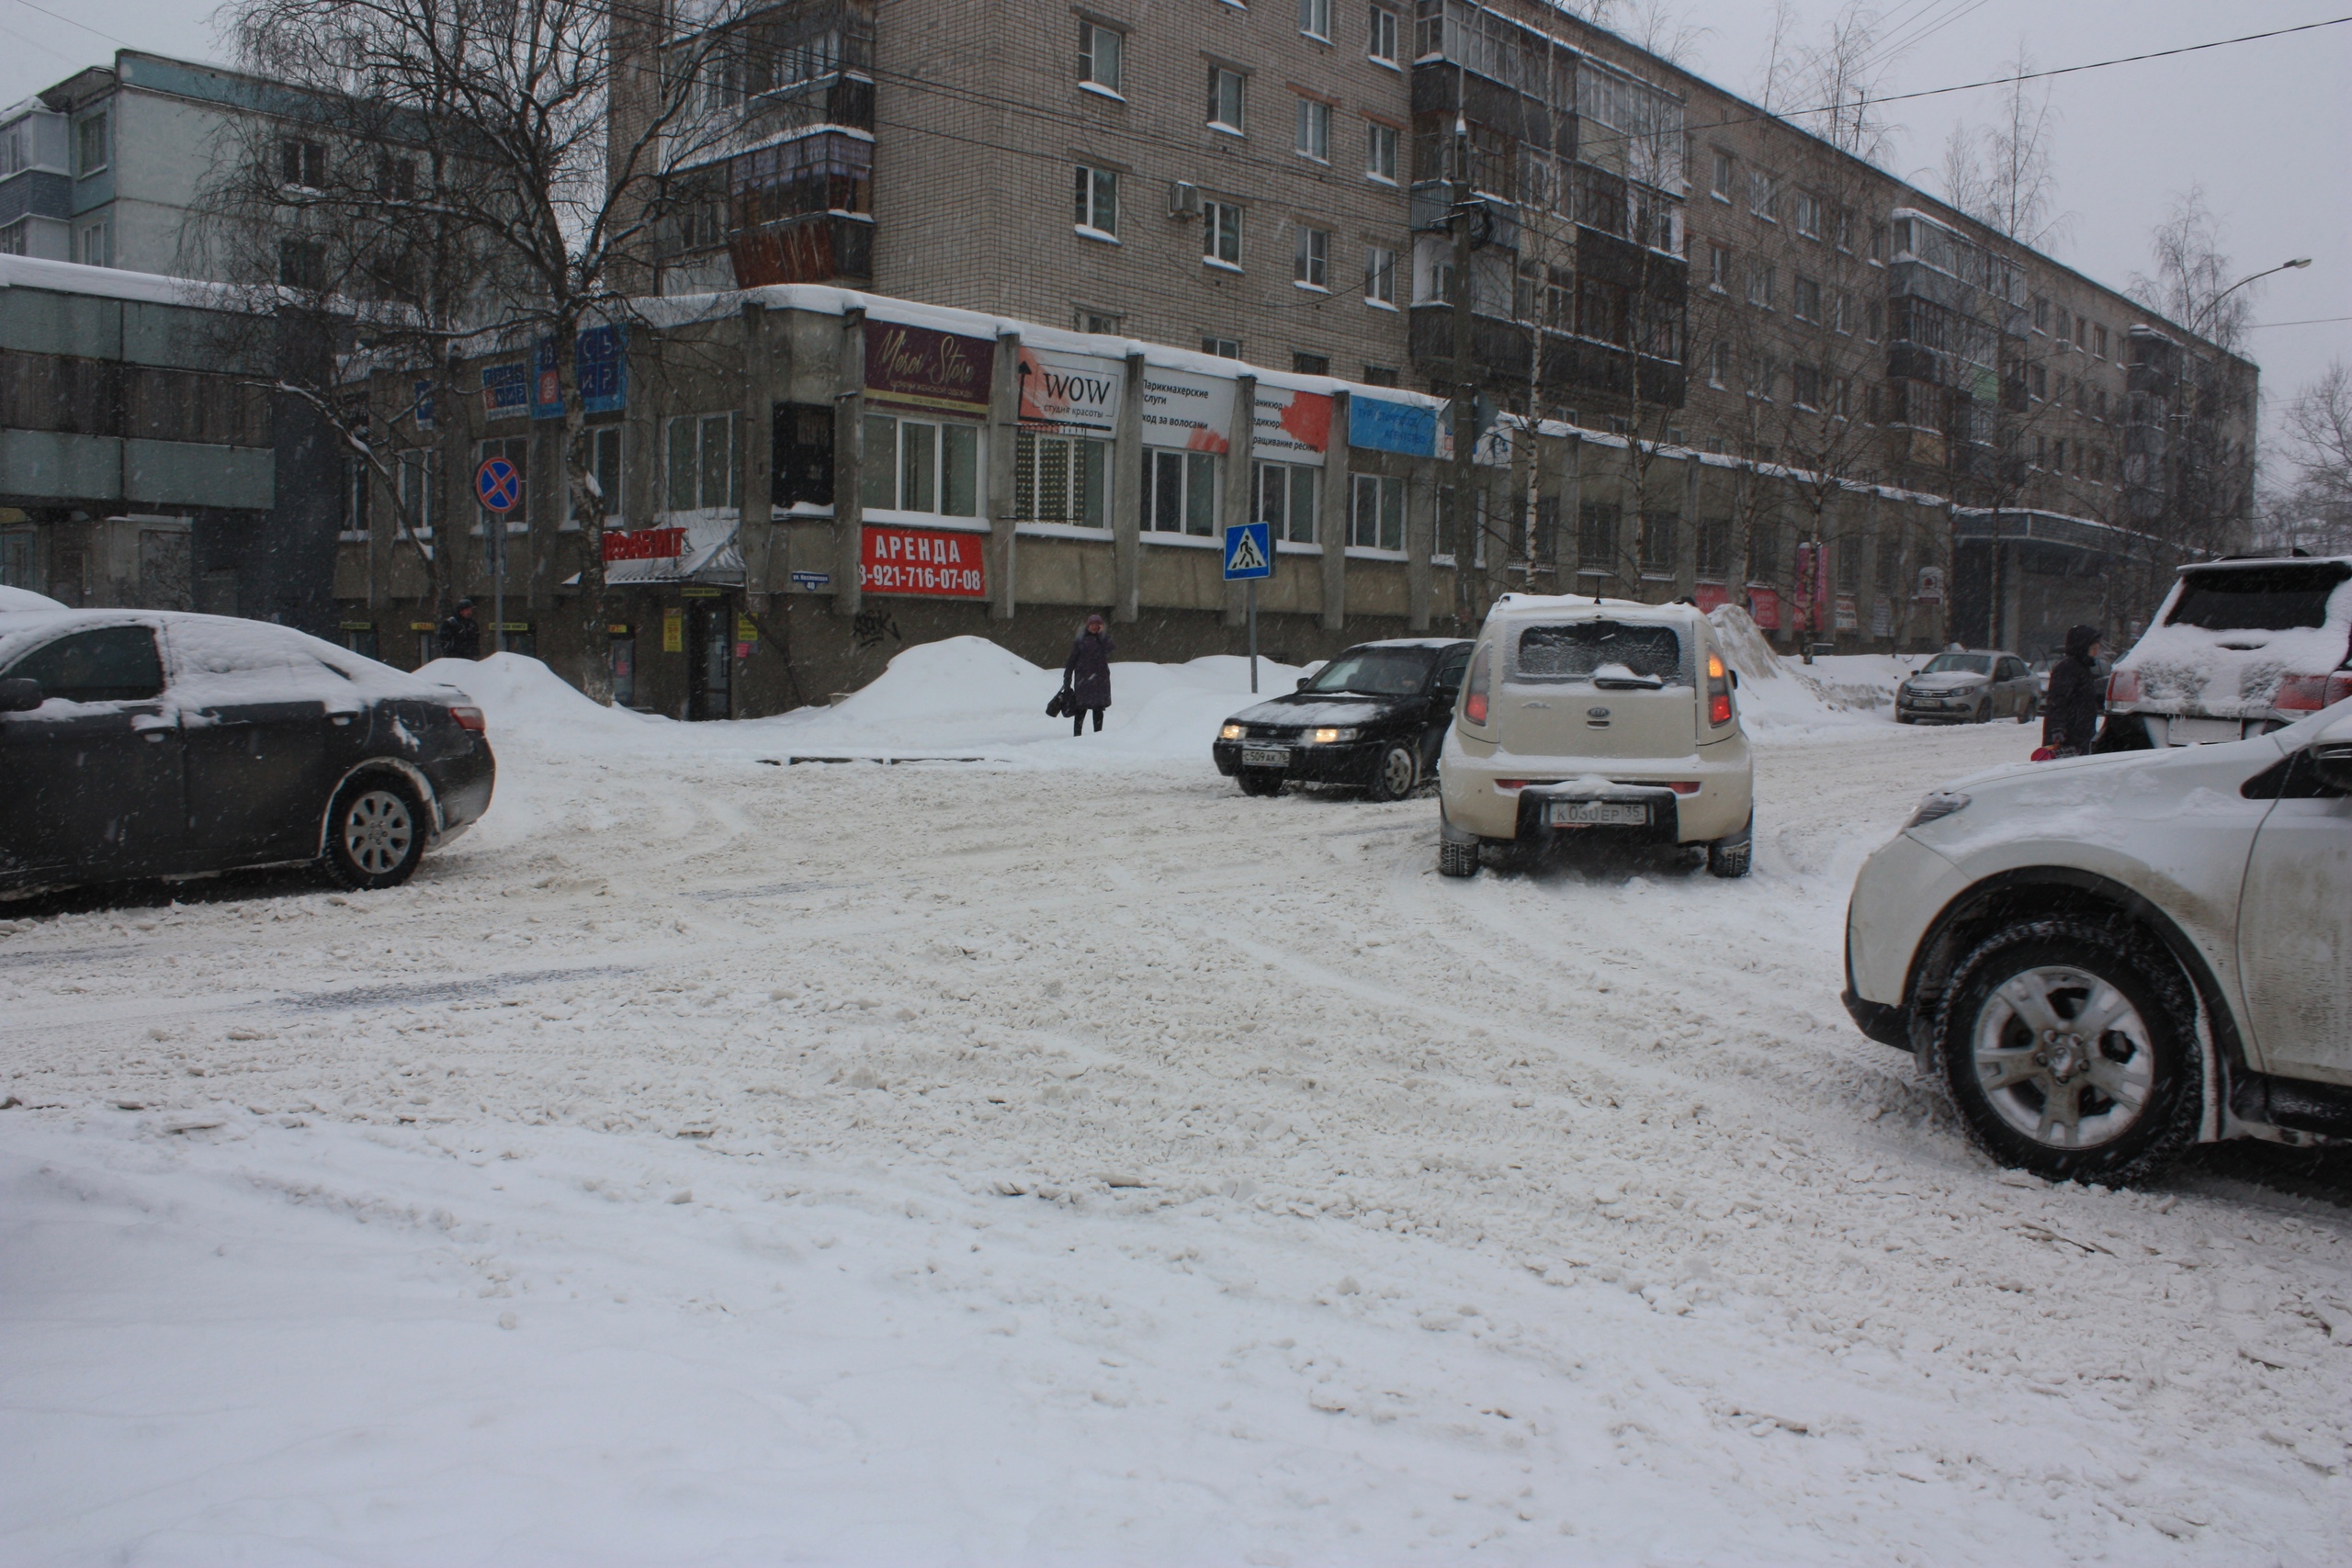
[1305,646,1436,695]
[2164,563,2349,632]
[1514,622,1683,682]
[1922,653,1994,674]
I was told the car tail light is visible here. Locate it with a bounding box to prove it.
[2106,669,2142,705]
[2275,672,2352,712]
[1668,781,1702,795]
[1463,644,1492,726]
[1495,779,1527,791]
[450,705,487,732]
[1709,692,1733,726]
[1704,650,1733,727]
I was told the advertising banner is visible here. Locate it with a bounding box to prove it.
[578,324,628,415]
[1349,395,1441,457]
[865,320,994,415]
[1017,345,1122,434]
[861,525,988,598]
[602,527,685,563]
[1835,592,1859,632]
[1914,565,1946,602]
[531,338,563,420]
[1693,581,1729,614]
[1747,586,1781,630]
[1140,366,1236,452]
[480,362,528,418]
[1251,386,1332,461]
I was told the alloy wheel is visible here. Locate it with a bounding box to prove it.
[1970,964,2154,1149]
[343,789,416,876]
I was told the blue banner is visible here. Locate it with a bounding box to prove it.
[480,362,528,418]
[578,323,627,415]
[530,337,563,420]
[1349,395,1439,457]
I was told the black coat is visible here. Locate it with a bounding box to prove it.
[438,613,481,660]
[2042,626,2105,750]
[1064,631,1114,709]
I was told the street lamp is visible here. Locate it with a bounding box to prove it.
[2192,257,2312,338]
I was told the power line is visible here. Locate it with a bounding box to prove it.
[4,0,134,51]
[2245,314,2352,330]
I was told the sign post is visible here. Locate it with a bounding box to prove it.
[474,455,523,655]
[1222,520,1273,693]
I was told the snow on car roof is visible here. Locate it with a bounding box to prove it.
[1350,637,1471,649]
[1484,594,1709,624]
[2177,552,2352,572]
[0,610,466,705]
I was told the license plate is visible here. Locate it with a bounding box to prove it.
[1551,800,1647,827]
[1241,747,1290,768]
[2166,716,2241,745]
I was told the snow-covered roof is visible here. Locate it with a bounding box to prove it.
[1483,593,1709,625]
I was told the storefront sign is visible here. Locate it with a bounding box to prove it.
[1747,586,1781,630]
[861,525,987,598]
[1140,366,1236,452]
[1835,592,1858,633]
[1914,565,1945,603]
[1693,581,1729,613]
[1871,598,1893,637]
[1017,345,1122,434]
[789,570,832,590]
[1349,395,1441,457]
[662,609,684,652]
[480,362,528,418]
[531,338,563,420]
[1252,386,1332,460]
[578,324,627,415]
[603,526,686,562]
[865,320,994,415]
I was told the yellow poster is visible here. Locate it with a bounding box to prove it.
[662,609,683,653]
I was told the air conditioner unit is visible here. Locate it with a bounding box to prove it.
[1168,181,1201,220]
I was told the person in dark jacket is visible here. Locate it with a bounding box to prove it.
[1063,613,1114,735]
[2041,624,2106,756]
[438,599,481,660]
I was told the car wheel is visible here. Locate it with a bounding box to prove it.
[1896,712,1916,725]
[322,773,428,891]
[1973,698,1993,723]
[1438,838,1480,877]
[1936,919,2201,1184]
[1706,813,1753,878]
[2016,696,2038,724]
[1238,769,1284,797]
[1367,742,1419,802]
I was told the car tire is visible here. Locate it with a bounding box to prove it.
[1936,919,2201,1185]
[1438,838,1479,877]
[322,773,428,891]
[1367,742,1419,802]
[2017,697,2038,724]
[1973,698,1993,723]
[1706,813,1753,878]
[1238,770,1285,797]
[1896,712,1916,724]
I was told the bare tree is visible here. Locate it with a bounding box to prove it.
[2131,187,2252,352]
[1939,44,2068,250]
[2264,361,2352,554]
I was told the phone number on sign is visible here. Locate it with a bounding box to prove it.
[860,564,985,594]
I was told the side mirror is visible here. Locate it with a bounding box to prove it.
[1295,677,1311,691]
[0,677,41,714]
[2312,743,2352,795]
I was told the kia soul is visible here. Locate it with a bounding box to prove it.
[1436,597,1754,877]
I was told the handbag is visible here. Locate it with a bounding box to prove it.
[1047,686,1071,718]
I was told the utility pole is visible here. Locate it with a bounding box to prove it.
[1449,112,1478,630]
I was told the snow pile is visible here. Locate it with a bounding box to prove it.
[2113,574,2352,717]
[0,585,65,614]
[1707,606,1892,736]
[416,652,671,741]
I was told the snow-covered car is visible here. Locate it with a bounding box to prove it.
[0,584,68,613]
[0,610,495,897]
[1213,638,1470,799]
[1842,701,2352,1182]
[1436,597,1752,877]
[2102,554,2352,748]
[1894,649,2039,725]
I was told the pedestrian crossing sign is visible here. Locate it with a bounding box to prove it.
[1223,520,1273,581]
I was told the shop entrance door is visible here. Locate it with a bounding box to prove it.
[685,599,731,721]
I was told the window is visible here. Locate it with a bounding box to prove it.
[340,455,370,541]
[1694,518,1729,579]
[1792,191,1820,239]
[1710,149,1734,200]
[1350,473,1404,549]
[862,414,979,516]
[279,137,326,188]
[1835,208,1854,253]
[1870,221,1888,263]
[1204,199,1242,267]
[1294,224,1329,288]
[74,112,107,176]
[0,126,20,177]
[1368,4,1398,63]
[1075,308,1122,333]
[1835,538,1860,593]
[1361,365,1397,386]
[0,525,34,589]
[396,450,436,538]
[477,435,530,533]
[1364,245,1396,306]
[0,220,24,256]
[1078,20,1123,93]
[1636,511,1678,574]
[1016,432,1109,525]
[1831,289,1852,334]
[1747,525,1778,581]
[2029,363,2047,401]
[1707,243,1730,292]
[1577,503,1618,571]
[1147,449,1216,535]
[3,625,163,703]
[1792,362,1823,410]
[2074,315,2088,350]
[1706,340,1730,388]
[2093,323,2109,358]
[589,426,624,520]
[1746,261,1774,309]
[773,402,835,507]
[1747,169,1776,220]
[1074,164,1118,237]
[77,218,112,269]
[1300,0,1330,39]
[2031,295,2050,333]
[1209,67,1245,133]
[277,236,323,289]
[1874,539,1903,593]
[1295,97,1330,161]
[1366,120,1397,182]
[376,155,417,200]
[1792,274,1821,322]
[1292,351,1331,375]
[667,412,741,512]
[1203,335,1242,358]
[1256,460,1318,543]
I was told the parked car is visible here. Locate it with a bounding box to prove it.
[1894,650,2039,724]
[1435,597,1752,877]
[2101,554,2352,749]
[1843,700,2352,1182]
[0,610,495,898]
[1214,638,1471,799]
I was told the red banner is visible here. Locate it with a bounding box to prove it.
[865,320,994,415]
[860,526,987,598]
[603,527,686,562]
[1747,587,1781,630]
[1693,581,1729,614]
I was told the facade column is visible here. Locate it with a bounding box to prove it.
[1111,350,1144,623]
[988,329,1020,622]
[831,307,865,618]
[1405,456,1433,632]
[1318,389,1349,631]
[1222,373,1256,628]
[740,300,776,608]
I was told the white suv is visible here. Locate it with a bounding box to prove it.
[1437,597,1754,877]
[2103,554,2352,747]
[1844,701,2352,1182]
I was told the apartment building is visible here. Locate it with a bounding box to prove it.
[618,0,2252,654]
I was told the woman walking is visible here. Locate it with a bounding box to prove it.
[1063,613,1114,736]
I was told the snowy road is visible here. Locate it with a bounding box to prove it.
[4,656,2348,1564]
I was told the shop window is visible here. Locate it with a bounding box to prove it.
[864,413,980,516]
[1016,431,1109,525]
[1350,473,1403,549]
[772,402,834,508]
[666,411,740,511]
[1146,449,1216,536]
[588,425,624,521]
[1255,460,1318,543]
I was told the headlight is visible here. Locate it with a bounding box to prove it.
[1904,792,1970,829]
[1219,722,1245,740]
[1311,727,1359,744]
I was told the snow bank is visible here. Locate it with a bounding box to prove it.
[1707,607,1896,737]
[0,585,65,613]
[416,652,672,740]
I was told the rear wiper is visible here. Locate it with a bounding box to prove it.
[1590,672,1666,690]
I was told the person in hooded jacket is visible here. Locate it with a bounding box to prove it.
[2041,623,2106,757]
[1063,613,1114,736]
[438,599,481,660]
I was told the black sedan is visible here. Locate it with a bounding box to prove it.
[0,610,495,898]
[1213,638,1472,799]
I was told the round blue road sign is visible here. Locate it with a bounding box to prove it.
[475,456,523,513]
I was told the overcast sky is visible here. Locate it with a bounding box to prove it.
[3,0,2344,458]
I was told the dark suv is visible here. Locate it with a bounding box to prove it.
[0,610,495,897]
[1212,639,1472,799]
